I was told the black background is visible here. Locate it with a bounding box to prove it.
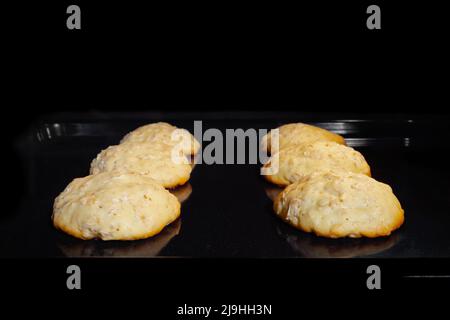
[8,1,448,118]
[3,0,450,312]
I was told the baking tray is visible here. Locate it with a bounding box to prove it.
[4,112,450,258]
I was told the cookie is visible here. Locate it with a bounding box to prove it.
[261,123,345,154]
[264,141,370,186]
[90,142,192,188]
[274,171,404,238]
[52,172,181,240]
[121,122,200,155]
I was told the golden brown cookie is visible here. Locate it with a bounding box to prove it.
[274,171,404,238]
[264,141,370,186]
[52,172,181,240]
[261,123,345,154]
[121,122,200,155]
[90,142,192,188]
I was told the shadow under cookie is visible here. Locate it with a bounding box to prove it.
[169,183,193,204]
[57,218,182,257]
[264,184,284,202]
[275,222,401,258]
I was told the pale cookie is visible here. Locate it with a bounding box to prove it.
[274,172,404,238]
[52,172,181,240]
[264,141,371,186]
[121,122,200,155]
[261,123,345,154]
[90,142,192,188]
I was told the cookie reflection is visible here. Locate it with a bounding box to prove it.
[169,183,192,203]
[264,185,284,202]
[276,222,400,258]
[58,219,181,257]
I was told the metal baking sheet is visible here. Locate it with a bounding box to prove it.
[4,112,450,258]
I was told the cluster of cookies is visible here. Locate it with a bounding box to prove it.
[52,122,199,240]
[262,123,404,238]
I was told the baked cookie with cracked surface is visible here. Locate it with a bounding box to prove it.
[261,122,345,154]
[52,172,181,240]
[264,141,370,186]
[274,171,404,238]
[90,142,192,188]
[121,122,200,155]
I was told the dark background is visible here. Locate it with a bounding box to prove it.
[3,0,450,309]
[7,1,449,119]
